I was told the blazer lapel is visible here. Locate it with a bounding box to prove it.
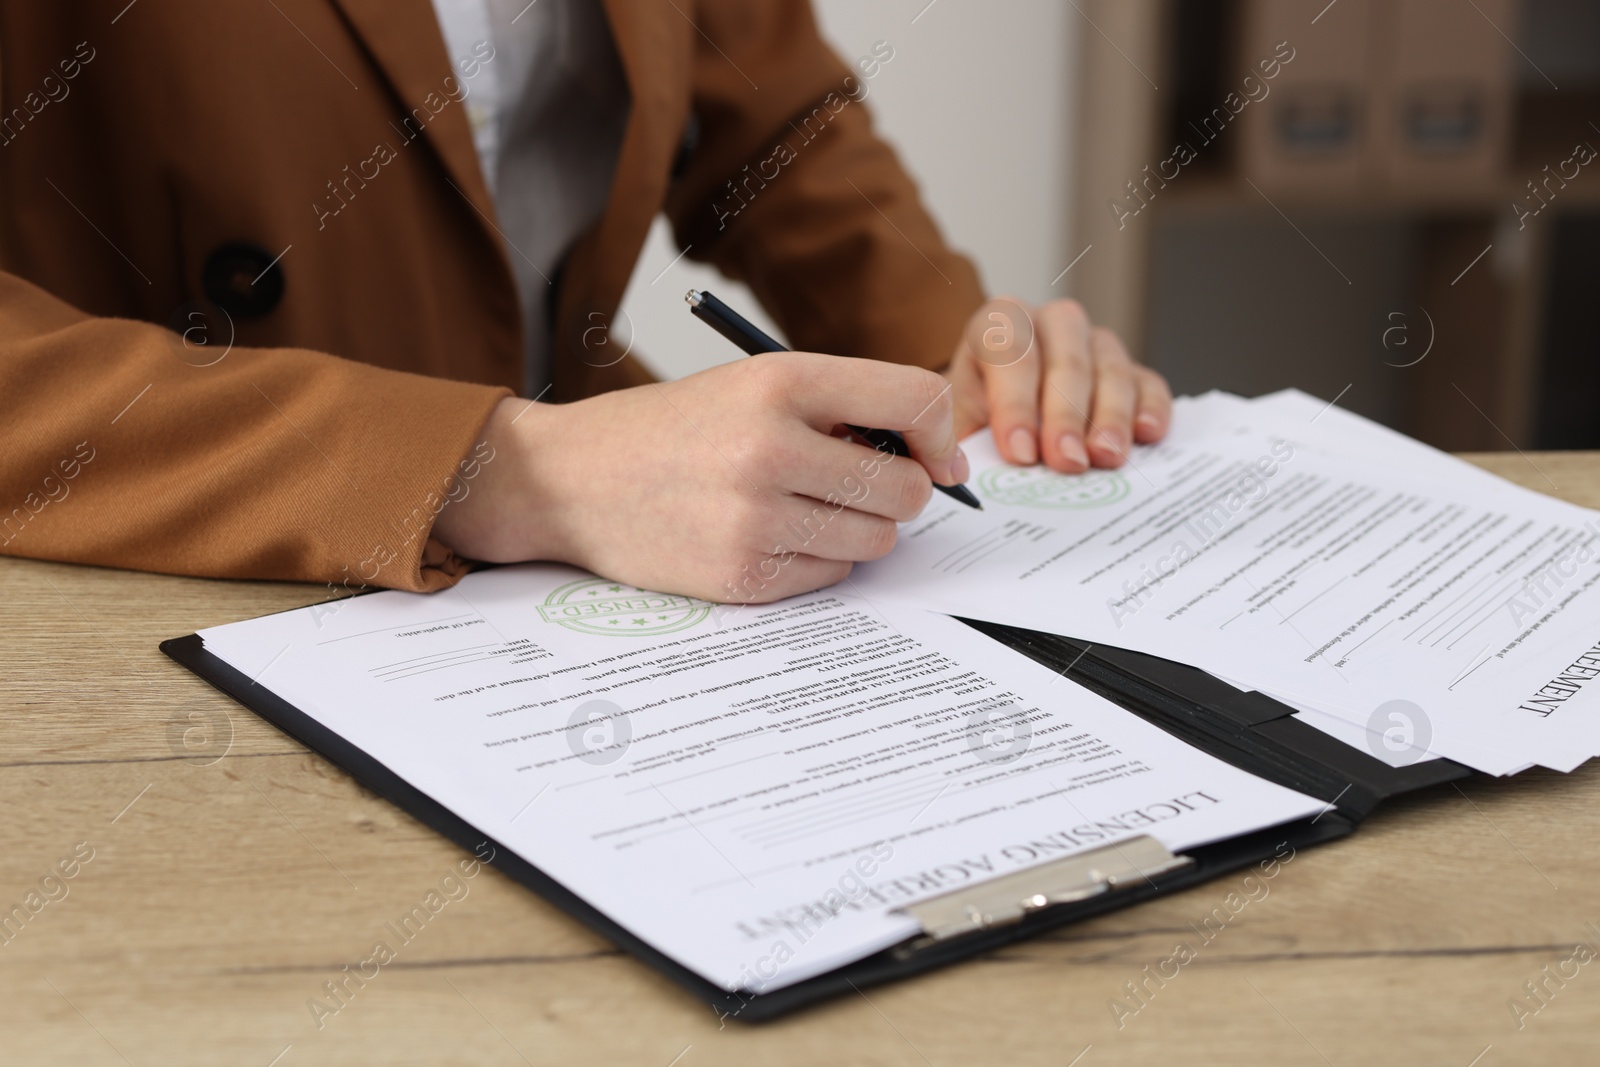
[592,0,691,289]
[328,0,497,226]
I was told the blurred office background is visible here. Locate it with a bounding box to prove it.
[620,0,1600,453]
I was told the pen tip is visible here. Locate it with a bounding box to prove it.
[685,289,703,307]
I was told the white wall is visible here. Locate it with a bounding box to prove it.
[619,0,1079,381]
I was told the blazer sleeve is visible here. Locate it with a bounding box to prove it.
[663,0,987,370]
[0,270,509,591]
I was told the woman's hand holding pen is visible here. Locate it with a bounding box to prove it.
[435,295,1173,604]
[432,352,969,604]
[943,297,1173,471]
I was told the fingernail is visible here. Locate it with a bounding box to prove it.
[951,447,971,484]
[1007,427,1037,465]
[1091,428,1123,456]
[1058,434,1089,470]
[1136,412,1162,438]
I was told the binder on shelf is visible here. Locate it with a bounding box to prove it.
[163,614,1468,1022]
[1238,0,1515,197]
[1383,0,1514,194]
[1239,0,1381,194]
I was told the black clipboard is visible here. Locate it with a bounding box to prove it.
[162,617,1468,1022]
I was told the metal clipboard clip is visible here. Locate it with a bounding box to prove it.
[896,835,1193,949]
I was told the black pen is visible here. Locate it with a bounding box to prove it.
[686,289,983,510]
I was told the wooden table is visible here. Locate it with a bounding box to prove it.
[4,451,1599,1066]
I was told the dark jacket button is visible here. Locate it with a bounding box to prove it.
[201,242,285,319]
[670,113,700,181]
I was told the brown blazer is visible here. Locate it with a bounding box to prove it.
[0,0,983,592]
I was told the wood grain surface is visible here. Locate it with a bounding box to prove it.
[2,450,1597,1066]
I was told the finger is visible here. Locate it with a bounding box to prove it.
[715,555,853,605]
[959,297,1041,465]
[944,357,988,441]
[773,352,965,486]
[782,430,933,523]
[765,495,900,563]
[1084,327,1139,468]
[940,297,996,441]
[1134,366,1173,443]
[1035,300,1094,473]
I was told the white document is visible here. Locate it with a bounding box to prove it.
[851,413,1600,775]
[1190,391,1526,767]
[1246,389,1523,494]
[1235,390,1549,771]
[198,564,1322,994]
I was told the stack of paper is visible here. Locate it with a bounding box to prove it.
[198,572,1323,994]
[854,390,1600,777]
[187,389,1595,996]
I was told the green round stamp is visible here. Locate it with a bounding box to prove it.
[538,578,711,637]
[977,466,1132,509]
